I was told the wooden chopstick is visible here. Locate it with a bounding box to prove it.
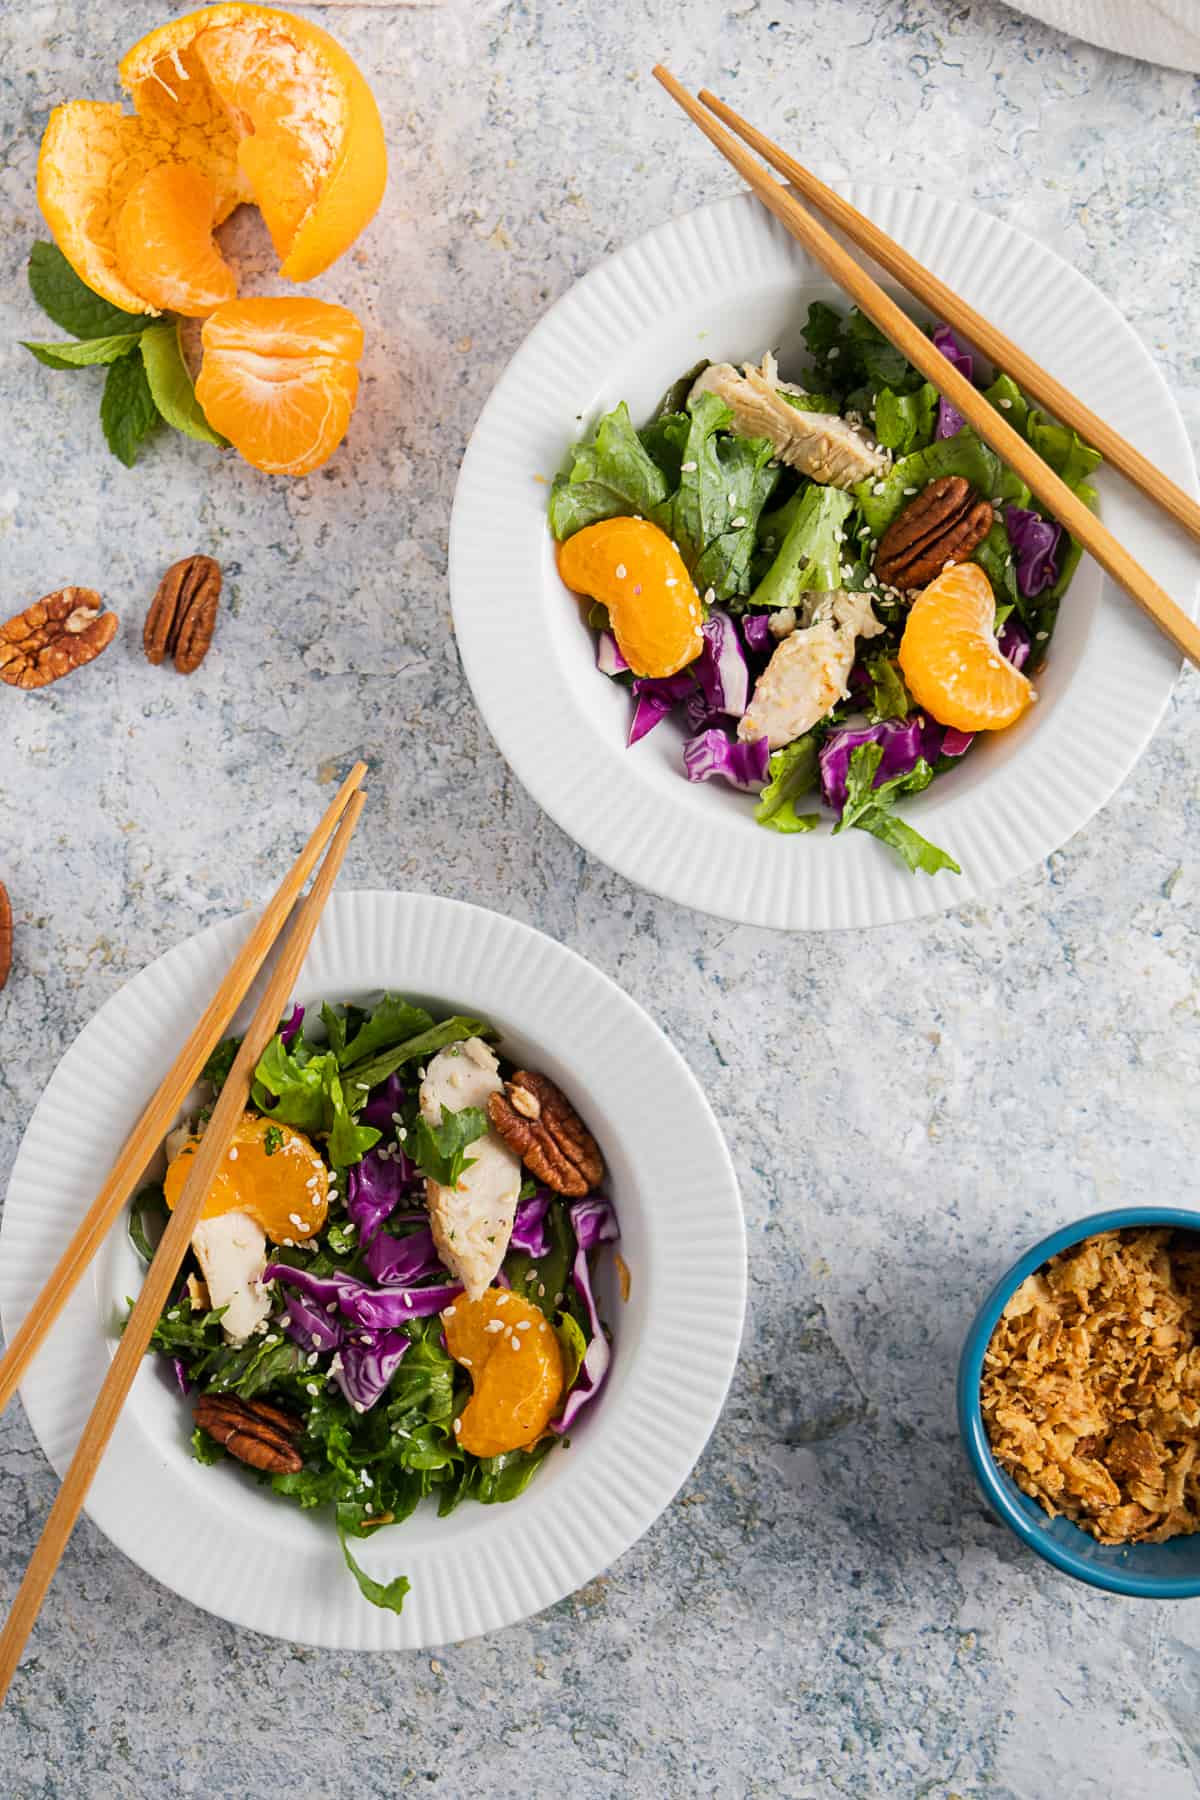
[0,760,366,1422]
[652,66,1200,673]
[698,85,1200,550]
[0,784,366,1704]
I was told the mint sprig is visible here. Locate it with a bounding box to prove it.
[22,242,227,467]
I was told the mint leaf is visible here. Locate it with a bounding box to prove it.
[101,352,160,466]
[27,242,152,341]
[337,1523,411,1615]
[755,735,820,834]
[834,743,960,876]
[140,320,228,447]
[22,333,144,369]
[411,1107,488,1188]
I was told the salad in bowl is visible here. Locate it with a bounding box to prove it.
[549,300,1101,877]
[128,991,619,1613]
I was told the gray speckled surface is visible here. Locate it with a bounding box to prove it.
[2,0,1200,1793]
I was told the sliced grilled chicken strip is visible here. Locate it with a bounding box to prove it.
[420,1038,522,1300]
[690,353,888,489]
[739,591,884,749]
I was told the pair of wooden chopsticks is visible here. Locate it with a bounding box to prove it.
[0,764,367,1704]
[653,68,1200,672]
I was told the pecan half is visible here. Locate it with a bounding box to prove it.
[0,588,118,689]
[0,882,11,993]
[194,1393,304,1474]
[873,476,994,590]
[144,554,222,674]
[487,1071,604,1197]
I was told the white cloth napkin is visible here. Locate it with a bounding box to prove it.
[1002,0,1200,71]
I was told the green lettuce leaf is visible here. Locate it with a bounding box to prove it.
[554,1310,588,1391]
[1024,410,1103,491]
[865,654,911,721]
[639,411,691,488]
[549,402,671,539]
[874,383,938,456]
[201,1035,240,1091]
[754,736,820,834]
[854,429,1001,537]
[338,994,435,1070]
[128,1185,168,1264]
[982,372,1029,437]
[339,1015,495,1100]
[337,1523,411,1614]
[251,1034,381,1166]
[833,743,960,876]
[651,391,779,600]
[749,484,856,609]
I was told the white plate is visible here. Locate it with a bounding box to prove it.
[449,188,1198,929]
[0,891,745,1649]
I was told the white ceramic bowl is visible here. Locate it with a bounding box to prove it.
[449,187,1197,929]
[0,891,745,1648]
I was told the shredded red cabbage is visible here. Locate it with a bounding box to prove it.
[553,1195,620,1434]
[1004,506,1062,597]
[279,1004,305,1050]
[696,611,749,718]
[362,1223,443,1287]
[628,669,697,745]
[335,1330,411,1412]
[267,1263,461,1331]
[741,611,774,656]
[596,629,629,676]
[932,324,973,440]
[683,728,769,792]
[510,1190,553,1257]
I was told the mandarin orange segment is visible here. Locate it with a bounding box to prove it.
[898,562,1036,733]
[557,517,704,679]
[195,296,363,476]
[444,1290,565,1459]
[119,4,387,282]
[164,1110,329,1243]
[115,163,237,317]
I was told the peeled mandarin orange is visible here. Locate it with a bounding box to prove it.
[119,4,387,283]
[557,517,704,679]
[195,296,363,475]
[36,6,385,312]
[899,561,1036,733]
[115,163,237,317]
[443,1290,564,1459]
[38,100,244,315]
[164,1110,329,1243]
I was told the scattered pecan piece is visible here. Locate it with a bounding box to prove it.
[194,1393,304,1474]
[144,554,222,674]
[487,1070,604,1197]
[0,882,11,993]
[873,475,994,591]
[0,588,117,690]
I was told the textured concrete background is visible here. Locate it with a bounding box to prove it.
[2,0,1200,1794]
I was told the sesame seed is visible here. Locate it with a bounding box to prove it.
[681,460,698,472]
[228,1147,238,1161]
[1036,629,1049,640]
[391,1112,404,1126]
[999,397,1013,409]
[537,1283,546,1297]
[306,1382,318,1395]
[872,482,886,496]
[444,1304,456,1316]
[495,1293,510,1305]
[453,1417,461,1434]
[731,517,747,529]
[364,1503,374,1516]
[461,1356,472,1367]
[289,1213,302,1227]
[353,1401,365,1414]
[516,1320,531,1331]
[307,1352,318,1368]
[665,578,677,588]
[326,1303,338,1314]
[903,486,917,496]
[511,1336,521,1351]
[615,563,627,580]
[485,1319,505,1333]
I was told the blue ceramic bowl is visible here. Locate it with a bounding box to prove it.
[958,1206,1200,1598]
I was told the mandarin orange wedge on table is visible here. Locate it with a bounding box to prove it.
[557,517,704,679]
[899,562,1036,734]
[196,297,363,476]
[443,1290,565,1459]
[37,3,386,315]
